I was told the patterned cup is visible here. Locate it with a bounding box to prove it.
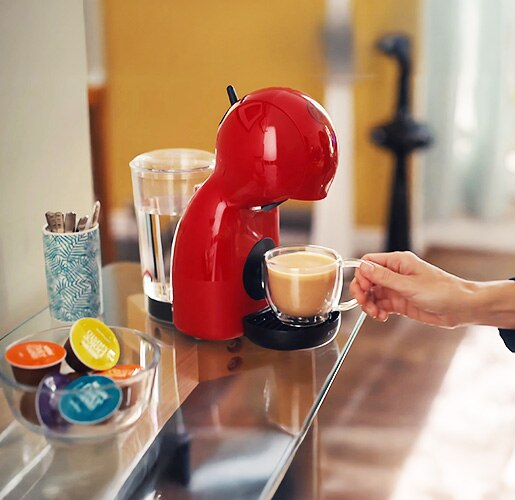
[42,224,103,322]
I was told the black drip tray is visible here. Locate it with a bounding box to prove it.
[243,307,341,351]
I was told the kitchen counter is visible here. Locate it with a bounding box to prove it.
[0,262,365,500]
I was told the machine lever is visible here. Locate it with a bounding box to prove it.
[226,85,238,105]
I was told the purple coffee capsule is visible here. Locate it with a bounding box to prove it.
[36,372,79,431]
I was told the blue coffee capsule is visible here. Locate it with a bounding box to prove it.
[59,374,122,425]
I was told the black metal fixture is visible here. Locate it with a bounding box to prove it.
[371,34,433,251]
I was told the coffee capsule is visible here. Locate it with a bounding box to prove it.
[58,374,122,425]
[64,318,120,372]
[36,372,80,431]
[5,341,66,386]
[96,364,142,409]
[20,391,39,426]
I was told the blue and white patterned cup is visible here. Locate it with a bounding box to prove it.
[42,224,103,322]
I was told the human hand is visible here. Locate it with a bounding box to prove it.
[350,251,476,328]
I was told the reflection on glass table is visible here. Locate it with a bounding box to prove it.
[0,262,366,500]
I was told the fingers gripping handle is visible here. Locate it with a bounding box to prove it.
[337,258,365,312]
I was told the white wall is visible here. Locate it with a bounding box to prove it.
[0,0,94,335]
[311,0,355,259]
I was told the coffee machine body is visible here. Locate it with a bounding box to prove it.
[172,87,338,340]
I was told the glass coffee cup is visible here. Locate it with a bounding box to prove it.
[263,245,364,327]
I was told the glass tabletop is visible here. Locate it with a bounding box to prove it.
[0,262,366,500]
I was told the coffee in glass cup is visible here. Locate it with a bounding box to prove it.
[263,245,363,327]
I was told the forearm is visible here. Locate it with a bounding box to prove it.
[466,280,515,329]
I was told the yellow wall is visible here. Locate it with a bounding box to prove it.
[101,1,421,227]
[102,0,326,211]
[351,0,420,227]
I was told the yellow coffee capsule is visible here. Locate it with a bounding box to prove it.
[65,318,120,372]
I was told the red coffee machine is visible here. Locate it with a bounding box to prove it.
[171,86,338,341]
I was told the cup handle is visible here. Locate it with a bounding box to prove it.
[336,258,365,312]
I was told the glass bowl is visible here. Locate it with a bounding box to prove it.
[0,326,160,441]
